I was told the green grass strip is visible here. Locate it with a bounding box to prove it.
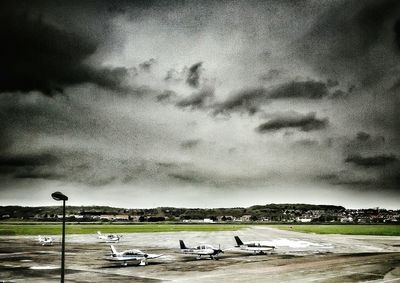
[0,223,247,236]
[271,224,400,236]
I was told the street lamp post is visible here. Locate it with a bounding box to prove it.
[51,191,68,283]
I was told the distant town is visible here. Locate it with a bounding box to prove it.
[1,204,399,224]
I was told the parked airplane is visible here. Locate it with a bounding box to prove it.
[106,245,163,266]
[234,236,275,254]
[38,235,54,246]
[97,231,121,243]
[179,240,223,260]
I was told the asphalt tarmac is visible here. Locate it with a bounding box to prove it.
[1,226,400,282]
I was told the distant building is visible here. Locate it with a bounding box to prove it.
[129,215,141,222]
[99,214,129,221]
[296,217,312,223]
[182,219,214,223]
[240,215,252,222]
[340,216,354,223]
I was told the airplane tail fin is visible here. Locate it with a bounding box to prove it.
[234,236,244,246]
[179,240,188,249]
[110,245,117,255]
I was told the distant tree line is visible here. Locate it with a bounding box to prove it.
[0,204,347,222]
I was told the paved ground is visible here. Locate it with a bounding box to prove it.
[1,226,400,282]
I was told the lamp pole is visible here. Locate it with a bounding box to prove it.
[51,191,68,283]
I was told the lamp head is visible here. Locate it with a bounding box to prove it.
[51,191,68,201]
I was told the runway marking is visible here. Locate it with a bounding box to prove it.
[30,266,59,270]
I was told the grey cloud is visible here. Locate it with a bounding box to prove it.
[180,139,201,150]
[0,152,61,181]
[316,165,400,191]
[259,69,283,82]
[0,2,128,95]
[356,132,371,141]
[326,79,339,88]
[294,0,400,87]
[256,112,328,133]
[176,88,214,109]
[0,94,103,145]
[344,132,385,154]
[316,173,378,187]
[345,154,397,167]
[268,80,328,99]
[293,139,319,147]
[156,90,177,103]
[213,80,337,115]
[0,147,178,187]
[213,88,265,115]
[0,153,58,168]
[395,17,400,49]
[186,62,203,88]
[139,58,157,72]
[168,172,205,184]
[165,68,184,82]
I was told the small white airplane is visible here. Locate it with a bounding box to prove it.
[106,245,163,266]
[97,231,121,243]
[38,235,54,246]
[179,240,223,260]
[234,236,275,254]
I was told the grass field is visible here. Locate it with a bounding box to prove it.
[273,224,400,236]
[1,223,399,236]
[0,223,247,236]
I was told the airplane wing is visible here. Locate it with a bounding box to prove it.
[197,249,214,255]
[243,246,274,252]
[146,253,163,259]
[106,256,141,262]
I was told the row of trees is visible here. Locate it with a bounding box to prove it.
[0,204,346,221]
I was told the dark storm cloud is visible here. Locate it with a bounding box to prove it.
[186,62,203,88]
[0,2,128,95]
[344,131,385,153]
[356,132,371,141]
[269,80,329,99]
[294,0,400,87]
[213,88,265,115]
[176,88,214,109]
[0,153,59,180]
[345,154,397,167]
[0,153,58,168]
[213,80,335,115]
[0,94,102,143]
[315,173,378,187]
[256,112,328,133]
[316,165,400,190]
[0,147,180,186]
[394,18,400,49]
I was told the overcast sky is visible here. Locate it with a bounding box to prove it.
[0,0,399,209]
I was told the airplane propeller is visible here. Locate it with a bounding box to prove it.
[215,244,224,254]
